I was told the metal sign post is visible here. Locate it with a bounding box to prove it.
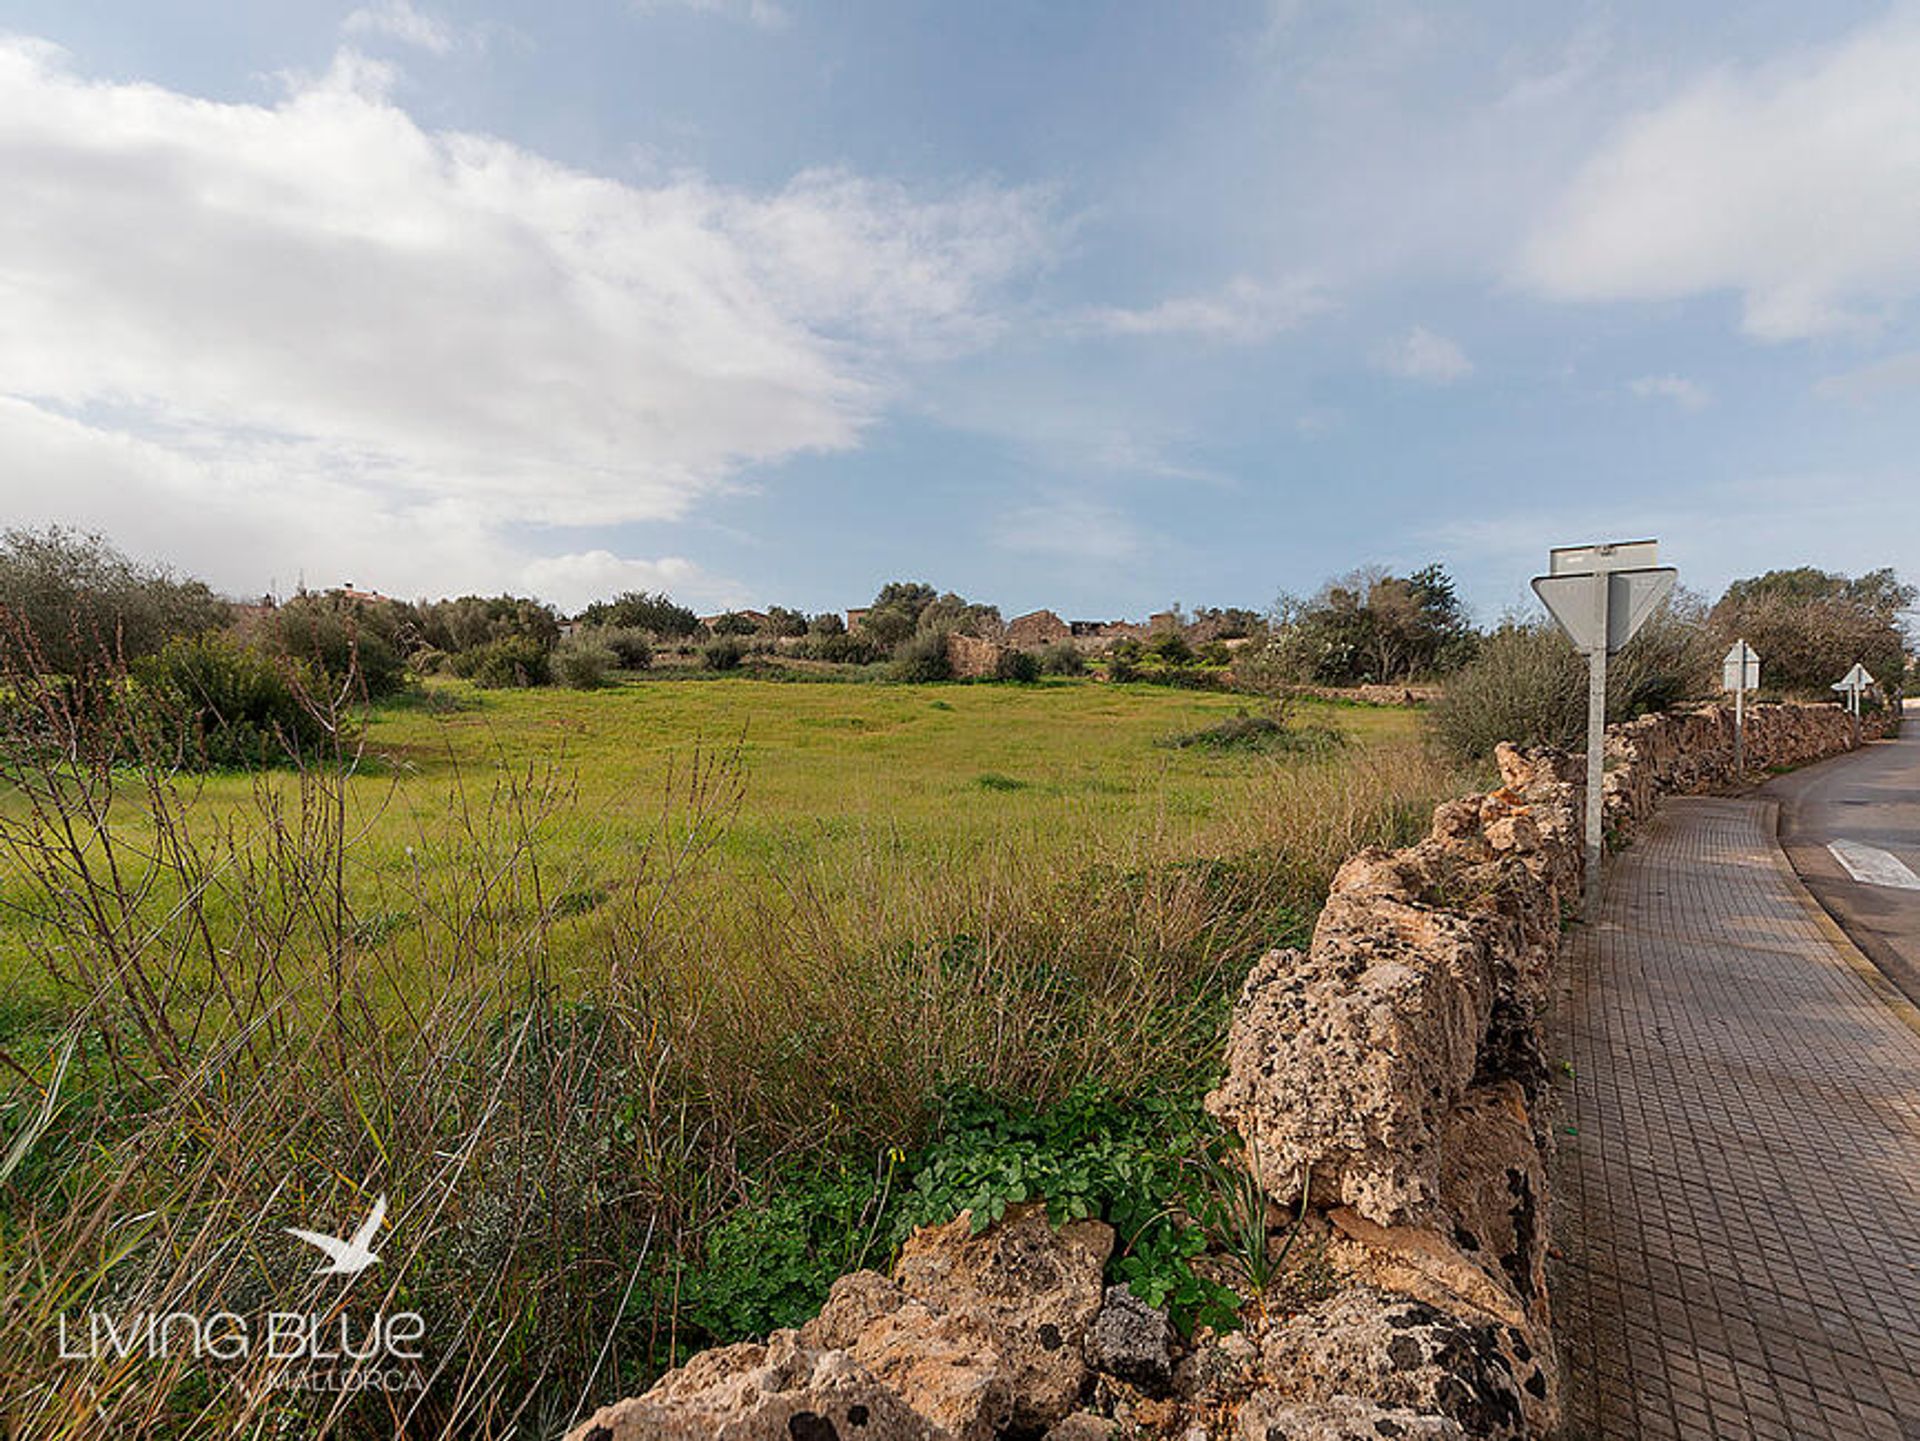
[1832,663,1874,744]
[1532,540,1678,920]
[1722,640,1760,775]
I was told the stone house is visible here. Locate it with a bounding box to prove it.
[1006,609,1072,649]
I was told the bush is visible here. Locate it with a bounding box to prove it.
[0,526,231,675]
[1430,605,1714,760]
[1148,632,1193,666]
[133,633,331,769]
[1036,643,1085,676]
[458,635,553,689]
[259,593,409,699]
[554,641,615,690]
[708,612,757,637]
[576,590,700,638]
[413,595,560,655]
[994,649,1041,683]
[1160,705,1343,757]
[702,636,747,672]
[410,646,452,676]
[890,628,952,683]
[584,625,653,669]
[797,632,884,665]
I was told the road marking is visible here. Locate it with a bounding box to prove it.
[1828,840,1920,891]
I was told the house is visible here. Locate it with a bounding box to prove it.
[846,607,872,631]
[1006,609,1072,649]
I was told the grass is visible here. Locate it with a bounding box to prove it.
[0,669,1463,1438]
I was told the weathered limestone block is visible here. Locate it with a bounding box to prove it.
[1234,1393,1465,1440]
[1086,1282,1174,1393]
[564,1331,940,1441]
[895,1204,1114,1432]
[800,1271,1013,1441]
[1205,893,1504,1224]
[1319,1085,1556,1411]
[1257,1287,1550,1441]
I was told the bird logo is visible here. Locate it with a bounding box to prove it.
[285,1194,387,1277]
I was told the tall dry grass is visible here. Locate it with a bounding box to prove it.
[0,654,1470,1438]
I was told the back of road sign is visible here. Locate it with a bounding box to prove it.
[1532,567,1677,655]
[1722,641,1760,692]
[1548,540,1660,577]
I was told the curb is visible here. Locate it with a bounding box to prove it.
[1759,798,1920,1042]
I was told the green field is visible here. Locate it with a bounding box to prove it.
[0,676,1418,1016]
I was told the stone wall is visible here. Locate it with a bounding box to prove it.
[566,703,1887,1441]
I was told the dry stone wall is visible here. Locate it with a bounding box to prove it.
[566,702,1888,1441]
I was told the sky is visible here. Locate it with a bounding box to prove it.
[1,1,1917,623]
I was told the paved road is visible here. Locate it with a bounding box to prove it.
[1554,796,1920,1440]
[1768,701,1920,1007]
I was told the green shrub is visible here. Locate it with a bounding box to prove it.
[798,632,884,665]
[575,589,701,638]
[457,635,553,689]
[1430,606,1714,760]
[1036,643,1085,676]
[890,629,952,683]
[555,641,615,690]
[994,649,1041,683]
[0,525,231,676]
[1148,632,1193,666]
[1160,707,1343,756]
[260,592,409,699]
[410,646,452,676]
[413,594,560,654]
[584,626,652,669]
[133,633,332,769]
[702,637,747,671]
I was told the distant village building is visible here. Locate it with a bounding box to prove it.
[1148,610,1182,635]
[845,607,871,631]
[1006,609,1072,649]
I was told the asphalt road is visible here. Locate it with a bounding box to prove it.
[1768,700,1920,1007]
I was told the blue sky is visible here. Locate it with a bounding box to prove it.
[1,1,1916,622]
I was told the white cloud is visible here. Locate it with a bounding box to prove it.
[1628,374,1710,410]
[1519,11,1920,340]
[1815,350,1920,405]
[342,0,455,54]
[1081,275,1331,344]
[1374,326,1472,383]
[0,39,1048,600]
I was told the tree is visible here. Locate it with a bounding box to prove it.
[1711,567,1913,697]
[764,606,810,638]
[0,526,231,674]
[1263,564,1477,685]
[576,590,700,638]
[257,590,409,699]
[414,594,560,654]
[861,581,939,648]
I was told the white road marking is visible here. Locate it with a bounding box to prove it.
[1828,839,1920,891]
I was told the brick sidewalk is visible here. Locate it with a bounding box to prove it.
[1554,797,1920,1440]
